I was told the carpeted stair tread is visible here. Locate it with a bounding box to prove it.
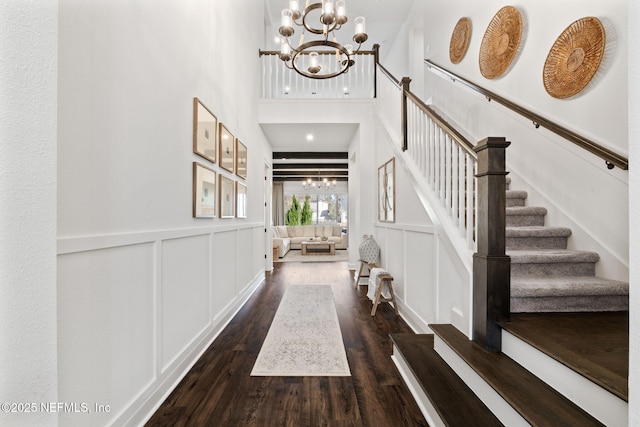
[429,324,604,427]
[508,249,600,264]
[511,276,629,297]
[506,206,547,216]
[506,190,527,198]
[506,226,572,238]
[391,334,503,426]
[506,206,547,226]
[506,226,572,250]
[506,190,527,207]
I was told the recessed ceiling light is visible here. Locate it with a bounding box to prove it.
[306,134,314,141]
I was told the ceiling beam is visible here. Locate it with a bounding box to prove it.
[273,163,348,170]
[273,151,348,160]
[273,171,348,177]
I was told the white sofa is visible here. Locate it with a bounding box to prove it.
[272,225,347,258]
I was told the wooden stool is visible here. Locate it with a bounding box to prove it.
[355,259,378,288]
[371,273,398,316]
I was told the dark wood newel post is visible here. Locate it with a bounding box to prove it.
[400,77,411,151]
[472,137,511,351]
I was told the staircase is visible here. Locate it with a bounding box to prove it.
[373,63,629,425]
[389,178,629,426]
[504,178,629,313]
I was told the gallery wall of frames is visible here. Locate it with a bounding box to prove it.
[192,97,248,219]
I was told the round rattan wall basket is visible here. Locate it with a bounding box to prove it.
[479,6,523,79]
[449,17,471,64]
[542,17,606,99]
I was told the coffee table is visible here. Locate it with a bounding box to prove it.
[301,240,336,256]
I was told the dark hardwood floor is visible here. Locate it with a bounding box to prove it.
[146,261,428,427]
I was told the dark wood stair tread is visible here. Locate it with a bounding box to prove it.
[430,324,604,427]
[499,312,628,401]
[390,334,503,426]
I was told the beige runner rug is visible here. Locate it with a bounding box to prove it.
[251,284,351,376]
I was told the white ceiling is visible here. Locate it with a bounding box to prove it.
[262,0,414,153]
[261,123,359,153]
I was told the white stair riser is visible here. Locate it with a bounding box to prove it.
[501,330,628,427]
[432,336,531,427]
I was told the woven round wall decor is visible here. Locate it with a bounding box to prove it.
[479,6,523,79]
[449,17,471,64]
[543,17,606,99]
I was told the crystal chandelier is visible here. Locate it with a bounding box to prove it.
[278,0,368,79]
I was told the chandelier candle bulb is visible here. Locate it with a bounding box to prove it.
[354,16,367,43]
[308,52,321,74]
[289,0,301,19]
[280,9,294,37]
[321,0,335,25]
[336,0,346,23]
[280,41,292,61]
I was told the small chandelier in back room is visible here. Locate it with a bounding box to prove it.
[278,0,368,79]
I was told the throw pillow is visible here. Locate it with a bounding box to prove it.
[272,227,280,237]
[276,225,288,238]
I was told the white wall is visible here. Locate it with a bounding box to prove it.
[421,0,628,281]
[372,113,471,335]
[56,1,269,425]
[382,1,426,98]
[0,2,59,426]
[628,0,639,424]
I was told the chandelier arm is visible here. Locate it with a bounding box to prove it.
[284,37,299,54]
[353,41,365,54]
[282,60,295,70]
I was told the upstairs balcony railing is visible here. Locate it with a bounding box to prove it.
[259,47,377,99]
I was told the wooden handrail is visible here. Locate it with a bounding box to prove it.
[404,90,476,158]
[377,63,400,87]
[425,59,628,170]
[377,63,475,157]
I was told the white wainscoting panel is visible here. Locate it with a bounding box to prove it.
[161,235,211,372]
[212,230,239,318]
[58,243,156,427]
[57,223,265,426]
[437,233,472,335]
[405,230,437,327]
[386,228,406,300]
[237,227,254,294]
[374,224,444,333]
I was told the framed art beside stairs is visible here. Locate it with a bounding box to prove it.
[378,157,395,222]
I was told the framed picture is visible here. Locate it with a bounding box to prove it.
[378,157,395,222]
[193,162,216,218]
[220,175,236,218]
[236,182,247,218]
[192,97,217,163]
[236,139,247,179]
[219,123,235,173]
